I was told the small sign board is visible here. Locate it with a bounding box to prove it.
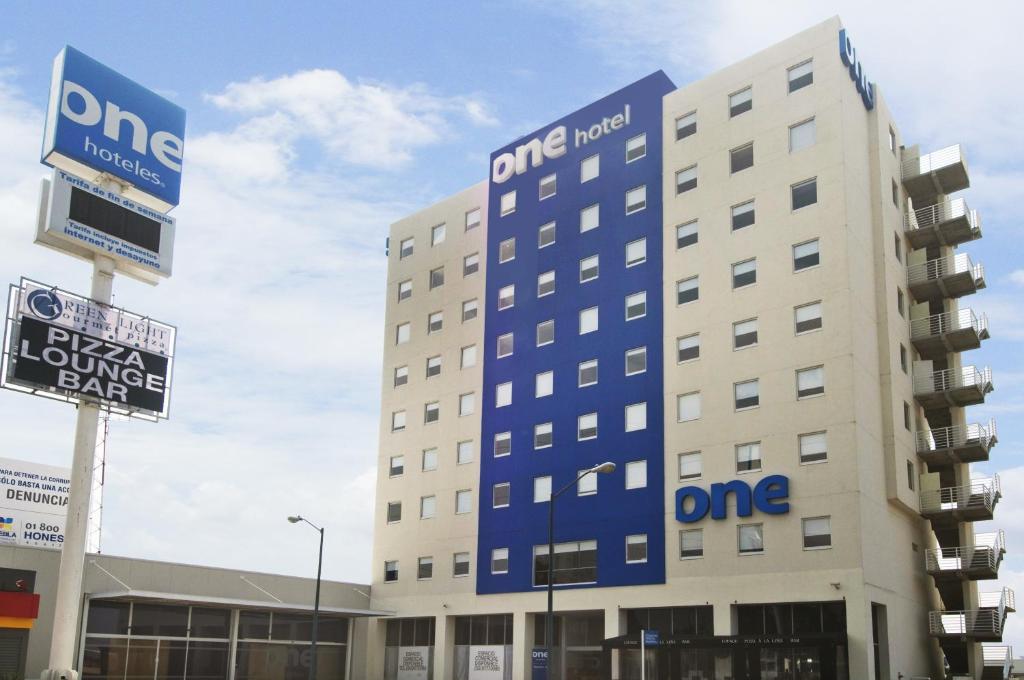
[643,630,660,647]
[531,648,548,680]
[0,456,71,549]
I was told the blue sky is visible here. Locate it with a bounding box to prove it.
[2,0,1022,647]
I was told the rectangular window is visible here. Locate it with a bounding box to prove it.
[393,365,408,387]
[892,179,899,207]
[626,133,647,163]
[533,540,597,586]
[534,422,553,449]
[894,233,903,261]
[384,560,399,582]
[802,517,832,549]
[677,333,700,362]
[417,557,433,580]
[793,239,820,271]
[539,221,556,248]
[625,291,647,320]
[578,469,597,496]
[792,178,818,210]
[497,332,514,358]
[625,347,646,376]
[431,223,446,246]
[731,200,755,230]
[537,270,555,297]
[581,154,599,183]
[626,460,647,489]
[788,60,813,92]
[465,208,481,231]
[907,461,916,490]
[732,259,756,288]
[677,392,701,422]
[790,118,815,152]
[495,382,512,408]
[900,344,908,373]
[420,495,436,519]
[626,185,647,214]
[734,379,760,410]
[389,455,404,477]
[676,111,696,140]
[422,447,438,472]
[730,142,754,173]
[453,552,470,577]
[426,355,441,377]
[534,476,552,503]
[494,432,511,457]
[500,190,516,216]
[680,529,703,559]
[797,366,825,398]
[396,322,410,344]
[429,266,444,289]
[391,410,406,432]
[537,319,554,347]
[889,126,897,153]
[459,392,475,416]
[461,345,477,369]
[729,87,752,117]
[457,440,473,465]
[499,238,516,263]
[626,238,646,267]
[491,548,509,574]
[676,166,697,194]
[578,413,598,441]
[897,288,905,316]
[795,301,822,333]
[456,489,472,514]
[676,220,698,248]
[799,432,827,464]
[625,402,647,432]
[539,173,557,200]
[733,318,758,349]
[492,483,510,509]
[626,535,648,563]
[498,284,515,310]
[578,359,598,387]
[677,276,699,304]
[387,501,402,524]
[462,299,478,322]
[398,279,412,301]
[580,204,600,233]
[579,306,599,334]
[736,442,762,473]
[399,237,414,259]
[678,452,702,480]
[904,402,911,431]
[738,523,763,554]
[428,311,443,334]
[535,371,553,398]
[580,254,599,282]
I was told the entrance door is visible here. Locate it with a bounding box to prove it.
[0,629,28,680]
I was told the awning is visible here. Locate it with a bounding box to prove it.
[87,589,394,617]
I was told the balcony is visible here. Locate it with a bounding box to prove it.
[907,253,985,302]
[982,644,1013,680]
[925,531,1005,581]
[916,421,998,465]
[914,365,993,409]
[902,144,970,204]
[920,476,1000,524]
[910,309,989,359]
[904,198,982,249]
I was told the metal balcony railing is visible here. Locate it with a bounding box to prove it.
[982,644,1013,677]
[980,588,1016,613]
[907,253,984,288]
[910,308,988,342]
[929,608,1002,637]
[920,475,1000,518]
[913,365,993,397]
[905,198,975,232]
[916,421,997,456]
[902,144,966,180]
[925,530,1005,576]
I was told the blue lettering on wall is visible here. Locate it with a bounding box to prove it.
[675,475,791,523]
[838,29,875,111]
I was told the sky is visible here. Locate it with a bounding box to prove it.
[1,0,1022,648]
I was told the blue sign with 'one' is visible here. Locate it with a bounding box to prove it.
[531,648,548,680]
[676,475,790,523]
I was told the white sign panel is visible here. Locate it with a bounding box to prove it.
[469,645,505,680]
[0,456,71,549]
[396,646,430,680]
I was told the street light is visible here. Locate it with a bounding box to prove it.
[544,461,616,680]
[288,515,324,680]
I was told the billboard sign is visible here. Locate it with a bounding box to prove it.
[0,456,71,549]
[41,46,186,213]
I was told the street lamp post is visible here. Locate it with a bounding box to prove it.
[544,461,616,680]
[288,515,324,680]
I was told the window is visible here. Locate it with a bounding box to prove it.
[578,469,597,496]
[892,179,899,207]
[897,288,905,316]
[677,334,700,362]
[677,276,699,304]
[535,371,553,398]
[430,223,446,246]
[730,143,754,173]
[465,208,481,231]
[389,455,404,477]
[733,319,758,349]
[907,461,916,490]
[462,299,478,322]
[398,279,412,301]
[394,365,408,387]
[626,535,648,563]
[802,517,831,549]
[578,359,598,387]
[792,178,818,210]
[795,301,822,333]
[625,291,647,320]
[889,127,897,154]
[387,501,402,524]
[904,402,911,431]
[676,111,696,140]
[793,239,820,271]
[537,270,555,297]
[790,118,815,152]
[581,154,599,182]
[680,529,703,559]
[455,490,471,515]
[729,87,752,117]
[900,344,908,373]
[579,306,599,334]
[497,333,514,358]
[732,259,756,288]
[736,442,762,473]
[453,552,470,577]
[738,523,763,554]
[676,166,697,194]
[626,460,647,489]
[534,422,553,449]
[463,253,479,276]
[625,402,647,432]
[731,201,755,230]
[533,540,597,586]
[428,311,443,334]
[580,204,600,233]
[498,238,516,264]
[417,556,433,580]
[422,448,438,471]
[676,220,698,248]
[677,392,701,422]
[797,366,825,398]
[429,266,444,289]
[495,382,512,408]
[500,190,516,216]
[626,185,647,214]
[457,440,473,465]
[396,322,410,344]
[494,432,511,457]
[537,320,554,346]
[894,233,902,261]
[384,560,399,582]
[788,60,813,92]
[426,355,441,377]
[491,548,509,574]
[625,347,646,376]
[626,239,646,267]
[461,345,477,369]
[678,452,702,480]
[391,410,406,432]
[533,476,552,503]
[578,413,598,440]
[734,379,760,410]
[420,495,436,519]
[539,221,556,248]
[492,483,510,509]
[399,237,414,259]
[498,284,515,310]
[626,133,647,162]
[459,392,475,416]
[580,254,599,282]
[539,173,557,200]
[799,432,827,464]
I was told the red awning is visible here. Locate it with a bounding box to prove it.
[0,591,40,619]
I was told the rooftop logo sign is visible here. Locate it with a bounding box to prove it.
[839,29,875,111]
[675,475,790,523]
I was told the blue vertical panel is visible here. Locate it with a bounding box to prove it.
[477,72,675,594]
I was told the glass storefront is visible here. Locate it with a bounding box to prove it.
[533,611,603,680]
[383,617,434,680]
[453,614,512,680]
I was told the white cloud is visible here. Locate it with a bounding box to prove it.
[1009,270,1024,287]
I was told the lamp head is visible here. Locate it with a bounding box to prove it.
[287,516,302,524]
[593,462,616,474]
